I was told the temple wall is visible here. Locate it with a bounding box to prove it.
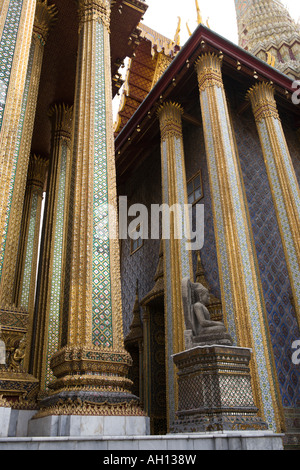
[229,97,300,409]
[119,89,300,409]
[182,110,221,300]
[120,146,162,338]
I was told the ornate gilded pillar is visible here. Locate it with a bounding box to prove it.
[38,0,142,418]
[0,0,57,304]
[14,154,48,369]
[14,154,48,311]
[32,104,73,391]
[195,53,283,432]
[247,83,300,330]
[157,102,194,429]
[0,0,56,400]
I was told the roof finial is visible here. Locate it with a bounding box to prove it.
[195,0,203,25]
[266,51,276,67]
[186,21,192,37]
[174,16,181,46]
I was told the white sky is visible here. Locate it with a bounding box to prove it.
[142,0,300,46]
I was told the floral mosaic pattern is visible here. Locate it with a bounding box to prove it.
[92,21,113,348]
[0,0,23,129]
[20,191,38,309]
[0,26,35,282]
[45,144,67,386]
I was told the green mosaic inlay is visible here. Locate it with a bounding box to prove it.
[0,39,35,283]
[0,0,24,129]
[45,144,67,387]
[201,88,237,343]
[20,191,38,309]
[174,136,191,279]
[92,21,113,348]
[216,87,276,431]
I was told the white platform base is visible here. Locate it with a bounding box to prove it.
[27,414,150,438]
[0,407,11,437]
[0,431,284,450]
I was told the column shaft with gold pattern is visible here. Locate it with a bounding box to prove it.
[0,0,57,305]
[31,104,73,391]
[14,154,48,370]
[157,101,193,429]
[195,53,283,432]
[46,0,139,414]
[247,83,300,330]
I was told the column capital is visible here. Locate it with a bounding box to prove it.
[77,0,111,29]
[33,0,58,46]
[157,101,184,141]
[195,53,223,91]
[27,154,49,191]
[48,103,74,143]
[247,82,280,123]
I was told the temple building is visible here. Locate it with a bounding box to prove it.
[0,0,299,450]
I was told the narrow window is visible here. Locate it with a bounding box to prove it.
[187,171,203,205]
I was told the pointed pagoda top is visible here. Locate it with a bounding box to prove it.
[234,0,300,79]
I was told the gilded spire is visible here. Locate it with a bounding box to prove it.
[234,0,300,79]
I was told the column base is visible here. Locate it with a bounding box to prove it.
[28,414,150,437]
[172,345,269,433]
[0,369,39,400]
[0,406,11,437]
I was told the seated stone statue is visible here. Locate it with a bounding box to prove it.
[182,278,233,349]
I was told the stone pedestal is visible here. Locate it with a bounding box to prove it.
[0,406,11,437]
[27,414,150,438]
[172,345,268,433]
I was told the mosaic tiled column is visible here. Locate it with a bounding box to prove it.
[157,102,194,429]
[0,0,51,398]
[31,104,73,391]
[195,53,283,432]
[247,83,300,330]
[0,0,57,306]
[40,0,141,417]
[14,154,48,370]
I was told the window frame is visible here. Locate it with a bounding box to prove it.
[130,223,144,255]
[187,170,204,205]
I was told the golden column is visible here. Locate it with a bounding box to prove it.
[247,83,300,330]
[0,0,57,305]
[157,102,193,429]
[0,1,56,398]
[195,53,283,432]
[32,104,73,391]
[14,154,48,370]
[40,0,141,417]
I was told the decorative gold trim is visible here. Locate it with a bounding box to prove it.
[77,0,111,30]
[32,104,73,389]
[34,399,145,419]
[247,82,280,123]
[0,0,10,43]
[157,101,184,141]
[33,0,58,45]
[0,1,37,306]
[158,100,193,430]
[195,53,223,92]
[14,154,48,370]
[195,53,283,432]
[247,81,300,331]
[0,0,54,309]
